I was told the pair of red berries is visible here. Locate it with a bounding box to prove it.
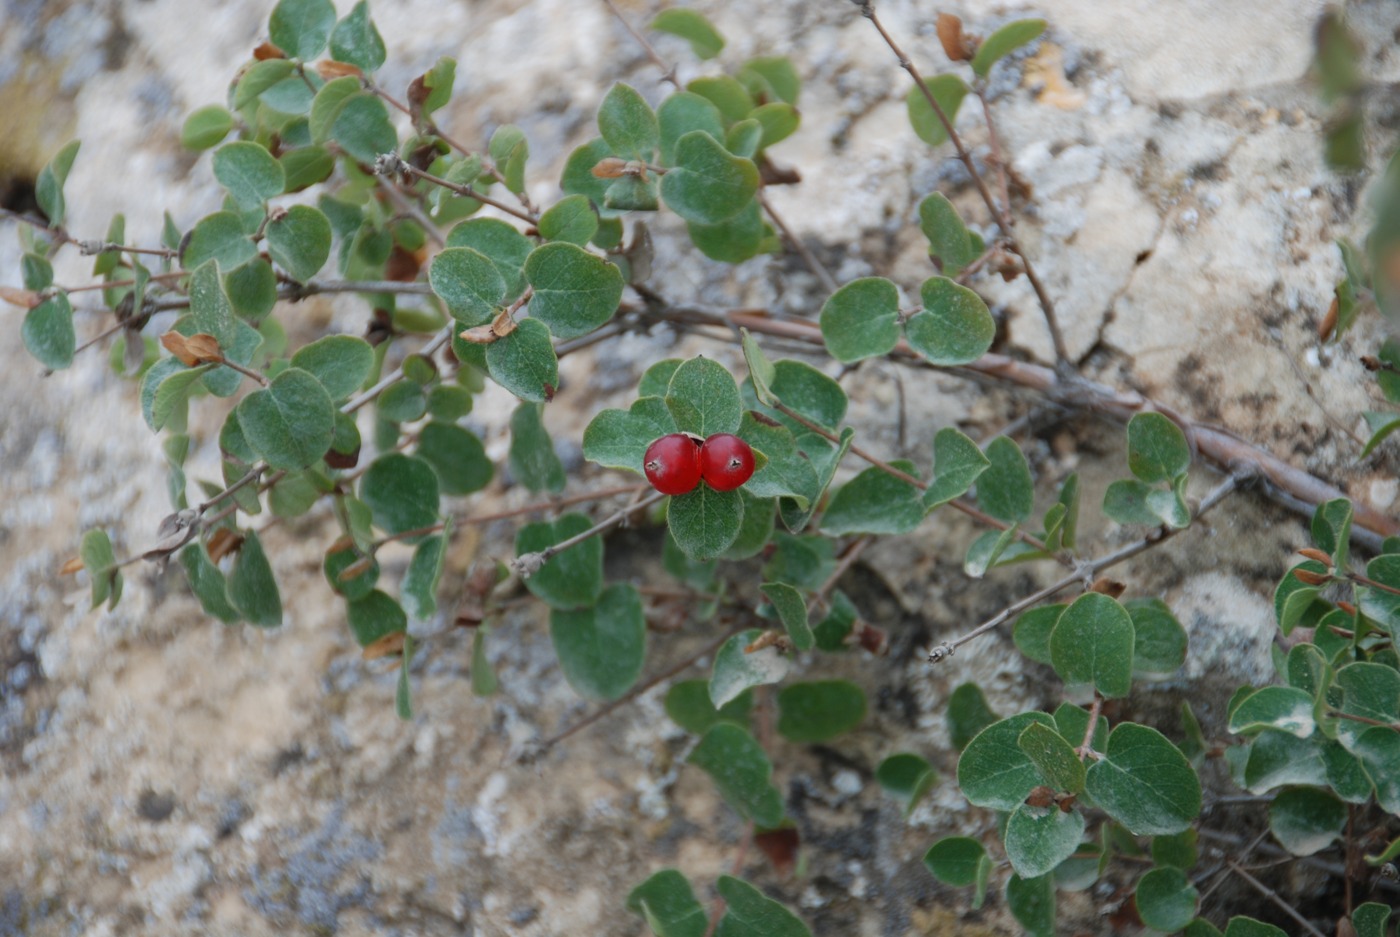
[644,432,755,495]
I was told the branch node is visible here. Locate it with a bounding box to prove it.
[927,643,954,663]
[511,551,547,579]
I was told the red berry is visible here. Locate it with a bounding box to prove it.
[643,433,702,495]
[699,434,755,491]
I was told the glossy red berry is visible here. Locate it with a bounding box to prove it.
[699,434,755,491]
[643,433,703,495]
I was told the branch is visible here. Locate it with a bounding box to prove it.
[854,2,1070,365]
[511,490,667,577]
[724,310,1400,546]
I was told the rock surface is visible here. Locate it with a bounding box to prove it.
[0,1,1394,935]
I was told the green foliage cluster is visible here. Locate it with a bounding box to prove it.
[9,1,1400,934]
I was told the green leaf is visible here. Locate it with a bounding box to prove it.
[396,633,415,720]
[516,513,603,610]
[779,427,853,533]
[725,119,763,160]
[551,583,645,700]
[538,195,598,246]
[431,246,506,326]
[485,317,558,403]
[1311,497,1353,572]
[739,56,801,106]
[977,436,1033,523]
[139,357,201,431]
[763,360,848,433]
[1353,904,1392,937]
[582,396,677,471]
[737,415,816,510]
[1017,721,1085,794]
[687,76,754,124]
[225,257,278,321]
[1127,412,1190,483]
[919,193,979,276]
[665,680,753,735]
[598,82,659,161]
[470,627,496,696]
[666,356,743,436]
[923,837,991,892]
[876,753,937,815]
[948,681,999,752]
[818,277,900,364]
[1223,918,1288,937]
[1334,661,1400,753]
[1085,723,1201,835]
[226,530,282,627]
[688,724,785,828]
[400,526,448,621]
[418,421,491,496]
[331,92,397,164]
[308,75,361,143]
[1359,554,1400,643]
[972,19,1047,77]
[181,105,234,150]
[280,145,335,192]
[213,141,285,209]
[658,93,726,166]
[323,540,378,601]
[1151,829,1199,870]
[1268,787,1345,856]
[660,131,759,225]
[1125,597,1187,677]
[265,204,332,281]
[359,453,440,541]
[776,680,866,743]
[651,8,725,60]
[714,876,810,937]
[35,140,79,227]
[1054,702,1109,755]
[524,242,624,339]
[710,629,790,708]
[560,137,613,205]
[346,589,406,646]
[290,334,373,401]
[1013,605,1064,665]
[1005,873,1054,937]
[1005,803,1085,880]
[958,712,1055,810]
[1355,726,1400,813]
[330,1,385,71]
[905,276,995,366]
[416,56,456,116]
[180,544,240,622]
[820,462,924,536]
[508,402,565,493]
[627,870,707,937]
[760,582,812,651]
[234,59,296,109]
[687,198,763,263]
[22,292,75,370]
[269,0,335,59]
[80,528,118,610]
[445,219,533,303]
[906,75,970,148]
[1135,866,1199,933]
[236,367,335,470]
[669,485,745,561]
[750,103,799,150]
[182,211,256,271]
[1049,593,1135,698]
[1244,730,1328,792]
[489,124,529,194]
[267,470,323,517]
[1228,686,1317,738]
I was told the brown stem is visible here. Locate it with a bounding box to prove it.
[856,3,1070,365]
[600,0,680,88]
[1226,860,1327,937]
[725,310,1400,545]
[758,191,837,293]
[383,156,538,225]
